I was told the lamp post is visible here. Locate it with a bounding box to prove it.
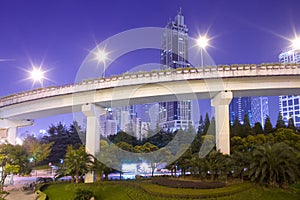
[197,36,209,68]
[28,65,46,87]
[96,50,107,77]
[291,37,300,50]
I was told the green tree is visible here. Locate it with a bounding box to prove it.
[197,115,204,135]
[203,113,210,134]
[231,150,251,182]
[275,112,285,130]
[177,147,192,177]
[263,115,273,134]
[64,145,93,183]
[242,114,252,136]
[287,117,296,133]
[205,150,231,181]
[252,122,264,135]
[23,136,53,166]
[0,144,27,191]
[230,117,243,137]
[249,142,300,187]
[273,128,300,151]
[207,116,216,136]
[8,145,31,175]
[41,121,82,163]
[231,136,246,151]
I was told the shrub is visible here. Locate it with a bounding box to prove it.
[73,189,94,200]
[36,190,47,200]
[152,177,226,189]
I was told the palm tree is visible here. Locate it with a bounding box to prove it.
[231,150,251,182]
[64,145,93,183]
[249,142,299,187]
[206,150,231,181]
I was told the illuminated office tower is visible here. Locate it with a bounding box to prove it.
[279,47,300,126]
[251,97,269,127]
[229,97,252,125]
[159,9,193,130]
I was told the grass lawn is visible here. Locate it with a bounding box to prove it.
[42,181,300,200]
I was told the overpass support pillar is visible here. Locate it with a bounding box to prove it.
[82,103,106,183]
[0,119,33,145]
[211,91,233,155]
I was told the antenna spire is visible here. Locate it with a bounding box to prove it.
[178,7,182,15]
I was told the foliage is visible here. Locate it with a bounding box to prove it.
[253,122,264,135]
[139,182,253,199]
[108,129,174,148]
[275,113,286,130]
[203,112,210,134]
[205,150,232,181]
[231,150,251,182]
[41,121,83,164]
[152,177,226,189]
[42,181,300,200]
[231,117,243,137]
[249,142,300,187]
[73,189,94,200]
[273,128,300,151]
[7,144,31,175]
[287,117,296,132]
[23,135,53,166]
[0,144,26,191]
[263,115,274,134]
[36,190,47,200]
[243,114,252,136]
[64,145,93,183]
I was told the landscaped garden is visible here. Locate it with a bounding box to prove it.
[40,181,300,200]
[0,116,299,200]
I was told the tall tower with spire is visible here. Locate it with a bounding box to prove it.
[159,9,193,130]
[160,8,189,69]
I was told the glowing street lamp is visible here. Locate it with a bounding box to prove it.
[95,50,107,77]
[29,66,46,87]
[291,37,300,50]
[197,35,209,68]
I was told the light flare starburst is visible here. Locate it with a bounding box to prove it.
[291,38,300,50]
[197,36,209,49]
[30,67,45,82]
[22,64,52,88]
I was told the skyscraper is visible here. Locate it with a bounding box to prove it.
[229,97,252,125]
[159,9,193,130]
[251,97,269,127]
[279,47,300,126]
[229,96,270,127]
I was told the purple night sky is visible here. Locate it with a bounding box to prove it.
[0,0,299,136]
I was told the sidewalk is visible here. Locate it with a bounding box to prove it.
[5,189,36,200]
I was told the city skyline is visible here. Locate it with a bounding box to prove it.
[0,0,300,135]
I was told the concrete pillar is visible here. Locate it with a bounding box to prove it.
[7,127,17,145]
[81,103,105,183]
[211,91,233,155]
[0,119,33,145]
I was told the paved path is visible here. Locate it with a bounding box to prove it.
[5,189,36,200]
[3,170,55,200]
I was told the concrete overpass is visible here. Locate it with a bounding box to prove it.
[0,64,299,181]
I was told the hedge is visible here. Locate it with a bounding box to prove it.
[137,182,253,199]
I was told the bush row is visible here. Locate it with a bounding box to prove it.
[152,178,226,189]
[138,182,253,199]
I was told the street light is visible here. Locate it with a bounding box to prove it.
[95,50,107,77]
[197,35,209,68]
[28,66,46,87]
[291,37,300,50]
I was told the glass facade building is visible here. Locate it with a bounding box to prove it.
[279,48,300,127]
[159,10,193,130]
